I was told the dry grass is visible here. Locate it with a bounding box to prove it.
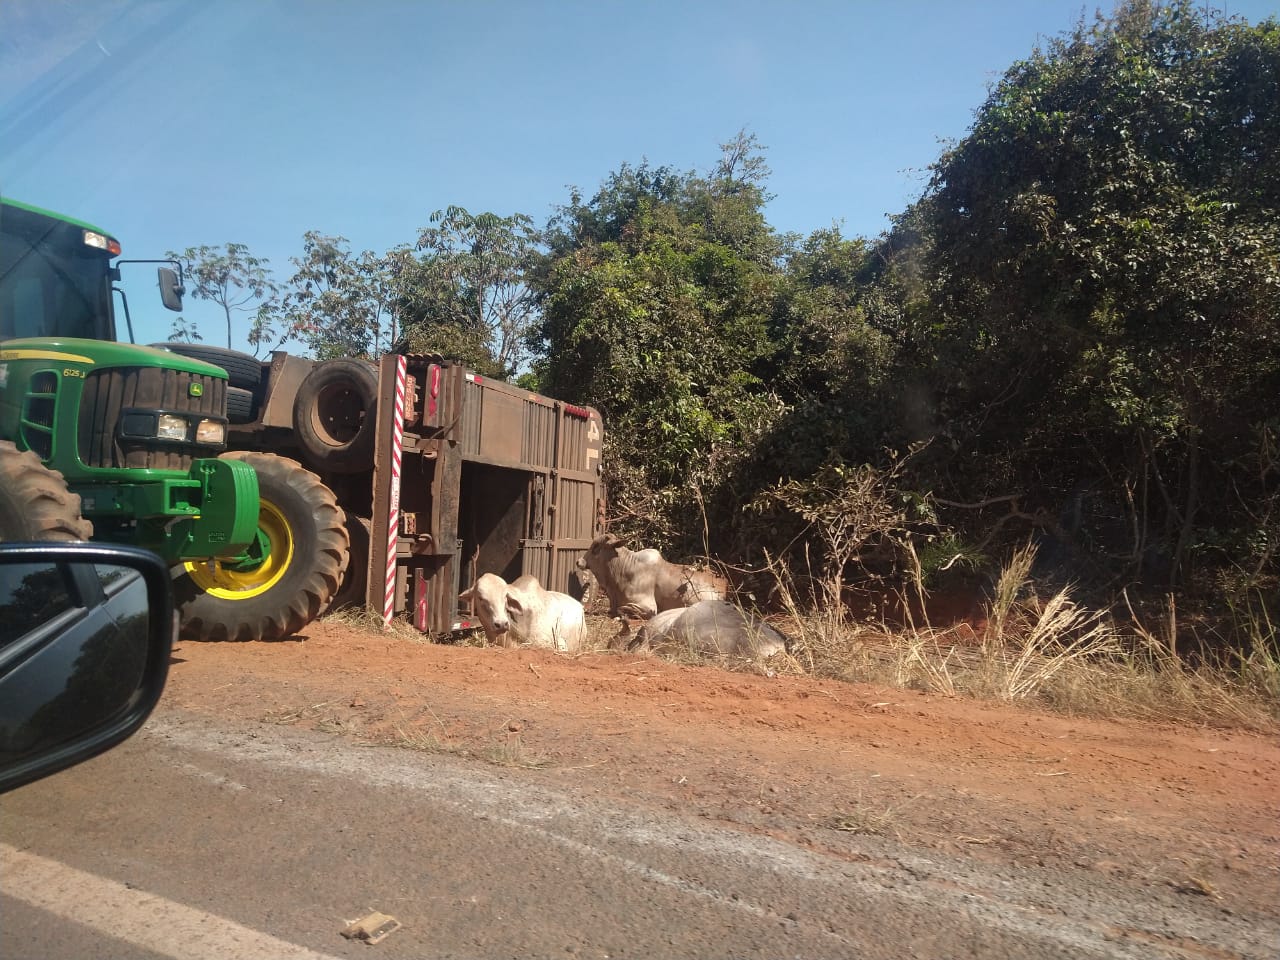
[324,548,1279,733]
[485,728,551,768]
[263,698,348,730]
[386,719,456,754]
[320,605,432,643]
[347,692,556,769]
[375,709,552,769]
[778,545,1280,733]
[830,791,916,840]
[981,590,1120,702]
[579,614,633,654]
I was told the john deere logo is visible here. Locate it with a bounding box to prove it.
[189,383,204,397]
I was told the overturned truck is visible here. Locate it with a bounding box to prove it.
[160,344,605,637]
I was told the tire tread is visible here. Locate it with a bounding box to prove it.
[0,441,94,541]
[176,452,349,641]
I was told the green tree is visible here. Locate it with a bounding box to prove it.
[532,137,788,552]
[395,207,539,377]
[166,243,280,353]
[280,233,401,360]
[918,1,1280,589]
[767,226,898,470]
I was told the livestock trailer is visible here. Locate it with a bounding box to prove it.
[204,349,605,636]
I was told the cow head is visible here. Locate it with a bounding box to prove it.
[459,573,510,639]
[577,532,626,571]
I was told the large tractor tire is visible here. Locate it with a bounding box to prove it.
[0,442,93,542]
[292,359,378,474]
[174,452,349,641]
[150,343,263,390]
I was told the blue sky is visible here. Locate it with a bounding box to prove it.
[2,0,1275,352]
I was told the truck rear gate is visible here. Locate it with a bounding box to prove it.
[365,355,604,635]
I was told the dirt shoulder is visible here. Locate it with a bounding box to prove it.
[163,616,1280,922]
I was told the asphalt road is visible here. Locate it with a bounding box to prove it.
[1,707,1272,960]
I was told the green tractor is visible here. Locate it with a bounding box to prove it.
[0,197,348,641]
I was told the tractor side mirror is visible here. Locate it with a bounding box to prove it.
[158,267,184,312]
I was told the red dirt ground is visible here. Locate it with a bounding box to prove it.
[163,616,1280,918]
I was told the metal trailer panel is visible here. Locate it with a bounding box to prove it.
[521,540,551,585]
[366,356,603,635]
[260,352,313,428]
[426,367,464,632]
[522,397,556,467]
[547,406,604,602]
[554,477,596,540]
[459,377,482,455]
[556,406,601,473]
[479,390,524,464]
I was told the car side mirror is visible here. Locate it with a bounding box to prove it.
[0,543,173,794]
[158,267,184,312]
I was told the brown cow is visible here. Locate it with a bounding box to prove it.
[575,533,723,619]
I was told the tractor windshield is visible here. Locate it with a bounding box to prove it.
[0,202,115,342]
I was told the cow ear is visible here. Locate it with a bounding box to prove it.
[605,532,624,547]
[505,594,525,616]
[459,586,475,603]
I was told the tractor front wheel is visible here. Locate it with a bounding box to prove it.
[0,442,93,542]
[174,452,349,641]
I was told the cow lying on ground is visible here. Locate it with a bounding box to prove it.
[628,599,789,659]
[458,573,586,652]
[575,533,723,619]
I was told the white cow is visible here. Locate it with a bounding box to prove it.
[458,573,586,653]
[632,600,788,658]
[575,533,723,619]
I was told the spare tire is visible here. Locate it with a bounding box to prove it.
[292,359,378,474]
[324,510,371,613]
[151,343,262,389]
[226,386,256,423]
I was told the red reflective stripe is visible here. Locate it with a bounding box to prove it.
[414,568,428,632]
[427,365,440,419]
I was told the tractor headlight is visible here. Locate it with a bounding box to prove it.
[195,419,226,445]
[156,414,189,441]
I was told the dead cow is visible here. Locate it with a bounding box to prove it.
[633,600,788,658]
[458,573,586,652]
[575,533,723,619]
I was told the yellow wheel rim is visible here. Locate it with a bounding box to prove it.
[184,500,294,600]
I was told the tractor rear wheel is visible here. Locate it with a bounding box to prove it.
[174,452,349,641]
[0,442,93,542]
